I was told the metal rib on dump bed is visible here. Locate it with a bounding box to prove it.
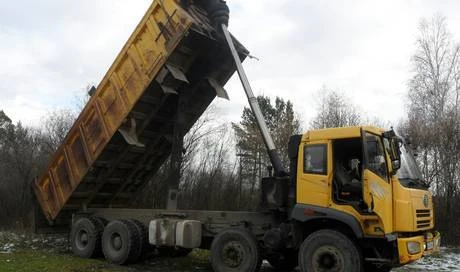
[32,0,247,223]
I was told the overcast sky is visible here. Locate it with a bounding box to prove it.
[1,0,460,128]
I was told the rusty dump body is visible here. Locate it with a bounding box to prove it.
[33,0,247,223]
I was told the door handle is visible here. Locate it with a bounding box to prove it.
[368,192,375,212]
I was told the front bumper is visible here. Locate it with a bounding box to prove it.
[397,231,441,264]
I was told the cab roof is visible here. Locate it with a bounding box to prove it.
[302,126,385,142]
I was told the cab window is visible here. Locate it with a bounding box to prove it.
[304,144,327,175]
[365,133,389,181]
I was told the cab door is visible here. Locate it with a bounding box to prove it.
[297,140,331,208]
[362,131,393,234]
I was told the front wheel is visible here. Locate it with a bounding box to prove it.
[210,227,262,272]
[298,229,362,272]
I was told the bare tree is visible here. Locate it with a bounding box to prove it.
[402,14,460,245]
[41,109,76,155]
[405,14,460,190]
[134,105,239,210]
[0,110,47,229]
[310,87,362,129]
[179,124,239,210]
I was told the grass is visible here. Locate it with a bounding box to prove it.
[0,231,132,272]
[0,229,213,272]
[0,249,213,272]
[0,249,216,272]
[0,249,133,272]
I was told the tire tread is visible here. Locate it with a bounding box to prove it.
[298,229,362,272]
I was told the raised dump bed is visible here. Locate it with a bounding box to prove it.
[33,0,247,223]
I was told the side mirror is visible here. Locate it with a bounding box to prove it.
[390,140,401,176]
[391,159,401,174]
[383,130,396,139]
[391,160,401,176]
[383,129,402,175]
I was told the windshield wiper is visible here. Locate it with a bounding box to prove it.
[399,178,429,189]
[410,178,430,189]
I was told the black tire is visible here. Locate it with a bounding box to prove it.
[207,1,229,28]
[210,227,262,272]
[102,220,141,264]
[158,247,192,257]
[128,219,149,261]
[70,217,104,258]
[298,229,362,272]
[266,250,298,271]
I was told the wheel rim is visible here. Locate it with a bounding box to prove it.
[222,241,245,268]
[76,229,89,250]
[312,245,344,272]
[110,233,123,251]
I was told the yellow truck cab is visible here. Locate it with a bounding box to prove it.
[288,126,440,269]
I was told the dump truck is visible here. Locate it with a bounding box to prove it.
[32,0,440,271]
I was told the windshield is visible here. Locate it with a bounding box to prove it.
[396,143,428,189]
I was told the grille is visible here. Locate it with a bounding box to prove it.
[416,209,432,229]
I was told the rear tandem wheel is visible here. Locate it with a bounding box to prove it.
[70,216,105,258]
[101,220,141,264]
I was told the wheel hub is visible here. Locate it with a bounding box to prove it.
[312,245,344,272]
[111,233,123,251]
[222,241,245,268]
[76,230,89,250]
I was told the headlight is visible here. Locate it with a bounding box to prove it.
[407,241,421,254]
